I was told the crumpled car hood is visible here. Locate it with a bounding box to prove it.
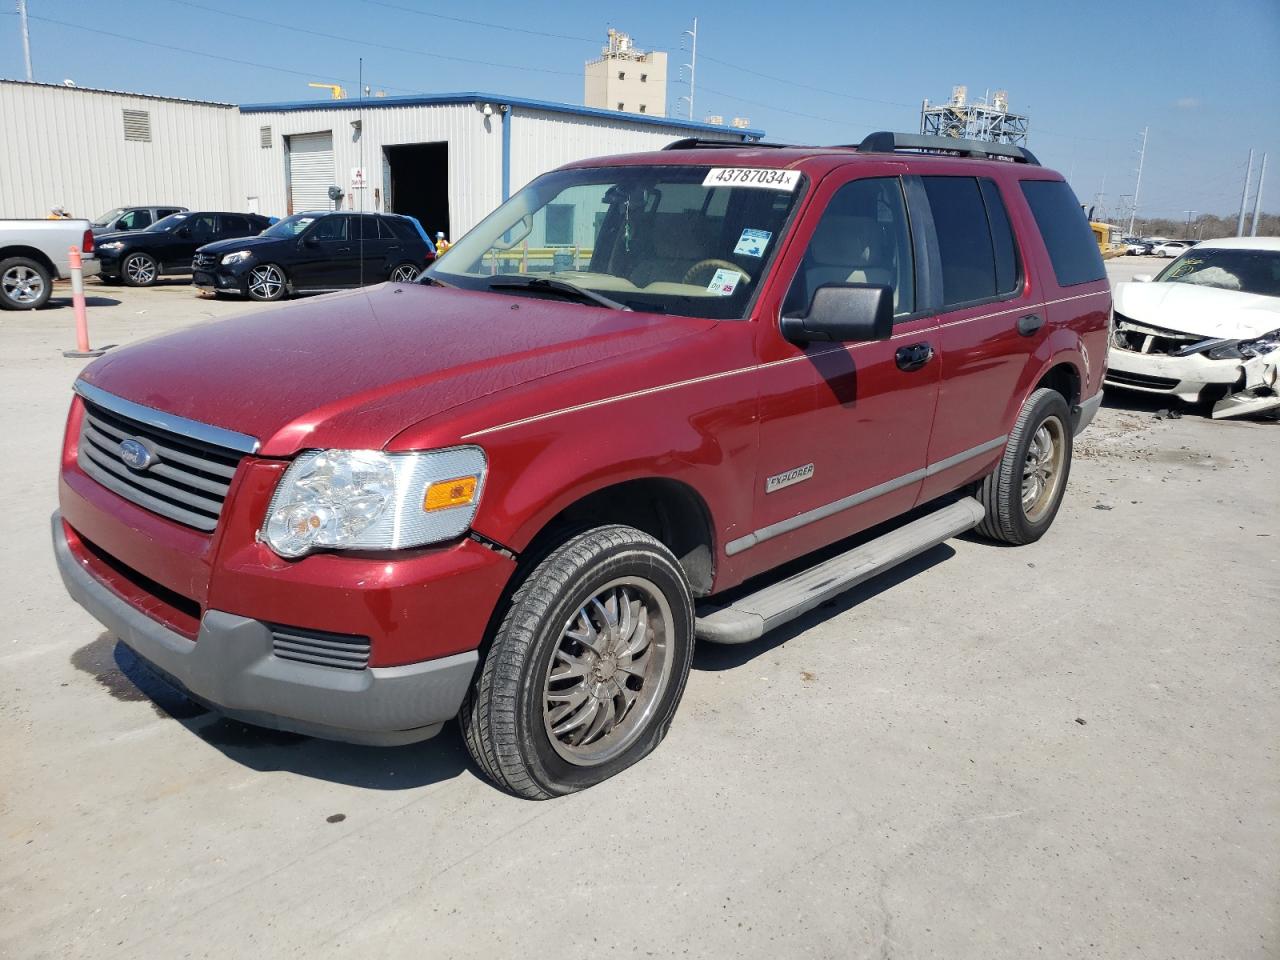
[78,283,713,456]
[1114,280,1280,340]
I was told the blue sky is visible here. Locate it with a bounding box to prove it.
[4,0,1278,220]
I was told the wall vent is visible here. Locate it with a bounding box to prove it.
[259,125,272,148]
[122,109,151,142]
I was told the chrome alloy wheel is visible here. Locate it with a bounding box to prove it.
[1022,415,1066,522]
[248,264,284,300]
[543,577,674,766]
[390,263,420,282]
[124,254,156,285]
[1,265,45,305]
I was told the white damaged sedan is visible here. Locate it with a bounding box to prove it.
[1107,237,1280,418]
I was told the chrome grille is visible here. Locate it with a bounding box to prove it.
[192,252,218,271]
[77,399,243,531]
[270,626,371,671]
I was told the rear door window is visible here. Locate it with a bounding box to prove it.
[1019,179,1106,286]
[921,176,999,307]
[219,215,252,237]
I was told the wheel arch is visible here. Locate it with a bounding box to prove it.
[0,246,57,277]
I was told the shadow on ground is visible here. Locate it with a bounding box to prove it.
[70,632,470,791]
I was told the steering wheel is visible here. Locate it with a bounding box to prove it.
[682,259,752,286]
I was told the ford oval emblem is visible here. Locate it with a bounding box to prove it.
[119,438,154,471]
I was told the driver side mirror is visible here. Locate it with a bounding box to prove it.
[177,227,191,238]
[302,234,318,246]
[781,284,894,344]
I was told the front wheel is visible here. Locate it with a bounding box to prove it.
[245,263,287,302]
[973,387,1073,545]
[461,525,695,800]
[121,252,158,287]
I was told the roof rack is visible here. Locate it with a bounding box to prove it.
[662,137,785,151]
[853,131,1040,166]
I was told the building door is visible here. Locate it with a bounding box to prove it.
[287,132,335,214]
[384,142,450,241]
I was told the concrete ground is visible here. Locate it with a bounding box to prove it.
[2,270,1276,959]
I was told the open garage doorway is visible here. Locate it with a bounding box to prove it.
[383,142,450,242]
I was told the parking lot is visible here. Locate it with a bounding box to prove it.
[2,266,1277,958]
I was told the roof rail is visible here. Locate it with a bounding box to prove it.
[662,137,785,151]
[854,131,1040,166]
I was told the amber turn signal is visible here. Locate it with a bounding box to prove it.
[423,475,478,512]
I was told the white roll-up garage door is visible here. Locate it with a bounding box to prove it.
[287,132,335,213]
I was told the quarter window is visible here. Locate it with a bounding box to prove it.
[980,179,1021,295]
[783,177,915,318]
[1020,179,1106,287]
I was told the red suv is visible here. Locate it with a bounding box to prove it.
[54,132,1110,799]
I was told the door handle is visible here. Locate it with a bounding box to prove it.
[895,342,934,372]
[1017,313,1045,336]
[337,246,352,254]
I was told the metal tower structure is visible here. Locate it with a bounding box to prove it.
[920,86,1029,145]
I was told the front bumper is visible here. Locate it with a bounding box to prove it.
[1105,347,1280,417]
[192,266,245,292]
[53,512,479,745]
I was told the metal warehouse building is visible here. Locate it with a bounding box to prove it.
[2,80,763,239]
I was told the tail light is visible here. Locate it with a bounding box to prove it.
[81,229,95,255]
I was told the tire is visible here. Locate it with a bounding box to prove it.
[98,275,122,286]
[461,525,695,800]
[121,252,159,287]
[0,257,52,310]
[389,262,420,283]
[245,263,287,302]
[973,387,1073,545]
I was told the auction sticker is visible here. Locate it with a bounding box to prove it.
[702,168,800,191]
[707,268,742,296]
[734,228,772,258]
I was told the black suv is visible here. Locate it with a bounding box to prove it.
[96,212,271,287]
[193,211,436,302]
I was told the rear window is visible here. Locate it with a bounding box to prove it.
[1020,180,1106,287]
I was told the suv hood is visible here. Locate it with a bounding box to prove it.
[1114,280,1280,339]
[197,235,277,255]
[79,284,713,456]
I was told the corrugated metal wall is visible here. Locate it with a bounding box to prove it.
[0,82,241,219]
[239,102,501,234]
[508,109,739,196]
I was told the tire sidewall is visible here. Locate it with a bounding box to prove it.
[1007,390,1073,542]
[514,541,694,796]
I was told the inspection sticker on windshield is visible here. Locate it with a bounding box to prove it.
[703,168,800,191]
[734,228,772,258]
[707,268,742,296]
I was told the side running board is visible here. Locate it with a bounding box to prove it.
[695,497,985,644]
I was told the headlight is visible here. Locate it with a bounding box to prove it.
[1239,329,1280,358]
[221,250,252,266]
[262,446,487,558]
[97,241,123,250]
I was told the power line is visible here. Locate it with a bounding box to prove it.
[360,0,597,44]
[160,0,580,79]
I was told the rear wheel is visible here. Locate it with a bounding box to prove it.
[0,257,52,310]
[246,263,287,302]
[389,262,420,283]
[974,387,1073,545]
[122,252,158,287]
[461,525,695,800]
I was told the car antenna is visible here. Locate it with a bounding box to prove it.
[358,57,364,290]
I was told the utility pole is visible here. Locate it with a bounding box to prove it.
[1183,210,1195,238]
[680,18,697,121]
[1251,153,1268,237]
[1237,149,1254,236]
[17,0,33,82]
[1128,126,1147,237]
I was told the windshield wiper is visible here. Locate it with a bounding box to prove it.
[488,276,630,311]
[419,273,454,288]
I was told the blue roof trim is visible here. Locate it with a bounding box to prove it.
[239,91,765,139]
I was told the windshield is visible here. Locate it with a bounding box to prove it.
[426,165,805,318]
[262,212,321,239]
[92,208,124,227]
[146,212,189,233]
[1157,247,1280,297]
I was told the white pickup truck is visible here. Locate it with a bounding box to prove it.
[0,219,100,310]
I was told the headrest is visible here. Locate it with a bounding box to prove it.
[808,216,883,267]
